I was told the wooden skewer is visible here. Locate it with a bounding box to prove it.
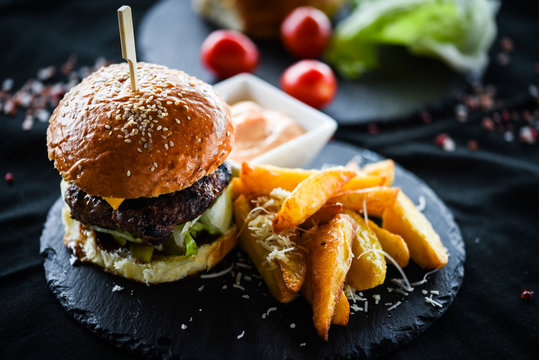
[117,5,138,92]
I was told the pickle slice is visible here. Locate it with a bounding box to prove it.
[129,243,154,263]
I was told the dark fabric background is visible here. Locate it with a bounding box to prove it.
[0,0,537,359]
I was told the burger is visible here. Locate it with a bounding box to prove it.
[192,0,346,38]
[46,62,237,284]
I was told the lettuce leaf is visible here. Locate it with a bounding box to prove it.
[327,0,499,78]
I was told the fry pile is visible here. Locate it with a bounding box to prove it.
[232,160,448,340]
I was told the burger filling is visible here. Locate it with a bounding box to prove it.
[63,162,233,262]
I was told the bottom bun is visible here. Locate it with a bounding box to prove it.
[62,206,238,284]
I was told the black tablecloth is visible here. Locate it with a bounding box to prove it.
[1,1,537,359]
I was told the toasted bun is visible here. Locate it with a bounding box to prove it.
[47,62,234,199]
[63,205,238,284]
[193,0,346,38]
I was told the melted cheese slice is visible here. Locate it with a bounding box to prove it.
[103,197,124,210]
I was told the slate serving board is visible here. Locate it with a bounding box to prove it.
[41,141,465,359]
[138,0,467,124]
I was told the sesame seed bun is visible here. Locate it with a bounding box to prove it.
[62,205,238,284]
[47,62,234,199]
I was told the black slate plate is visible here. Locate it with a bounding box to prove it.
[138,0,467,124]
[41,141,465,359]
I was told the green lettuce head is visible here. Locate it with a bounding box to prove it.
[327,0,500,78]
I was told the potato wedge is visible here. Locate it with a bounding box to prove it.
[303,278,349,326]
[231,177,249,198]
[234,195,298,303]
[339,175,387,192]
[277,248,307,293]
[368,220,410,268]
[382,192,448,269]
[308,214,356,340]
[240,162,315,194]
[330,187,400,217]
[301,203,343,229]
[362,159,395,186]
[273,168,356,231]
[331,291,350,326]
[344,210,387,291]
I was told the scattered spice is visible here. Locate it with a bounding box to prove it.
[1,55,112,131]
[367,123,379,135]
[4,172,14,184]
[435,133,455,152]
[520,289,534,300]
[467,140,479,151]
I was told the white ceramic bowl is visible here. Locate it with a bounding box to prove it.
[214,73,337,170]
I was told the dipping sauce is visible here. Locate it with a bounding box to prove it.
[229,101,305,163]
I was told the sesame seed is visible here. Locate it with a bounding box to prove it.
[157,125,162,131]
[78,165,82,171]
[183,105,189,110]
[126,170,131,177]
[169,141,174,147]
[105,124,111,129]
[166,101,172,105]
[175,118,181,124]
[164,144,169,150]
[137,148,142,153]
[153,162,158,168]
[163,127,168,131]
[187,116,191,120]
[124,139,131,143]
[115,115,121,121]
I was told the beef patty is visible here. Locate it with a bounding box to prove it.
[64,162,231,245]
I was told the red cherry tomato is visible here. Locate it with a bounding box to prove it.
[200,30,259,78]
[280,6,331,58]
[281,60,337,109]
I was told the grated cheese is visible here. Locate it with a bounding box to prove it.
[411,268,440,286]
[233,284,245,291]
[198,285,205,292]
[200,263,234,279]
[430,290,439,295]
[373,294,380,305]
[244,189,299,266]
[237,331,245,339]
[425,296,443,308]
[416,195,426,212]
[181,324,187,330]
[112,285,124,292]
[387,301,402,311]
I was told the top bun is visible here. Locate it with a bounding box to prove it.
[47,62,233,199]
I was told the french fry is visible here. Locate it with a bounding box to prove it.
[362,159,395,186]
[344,211,387,291]
[330,187,400,217]
[368,220,410,268]
[240,162,315,194]
[382,192,448,269]
[308,214,356,340]
[303,276,349,326]
[233,195,298,303]
[273,168,356,231]
[339,175,387,192]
